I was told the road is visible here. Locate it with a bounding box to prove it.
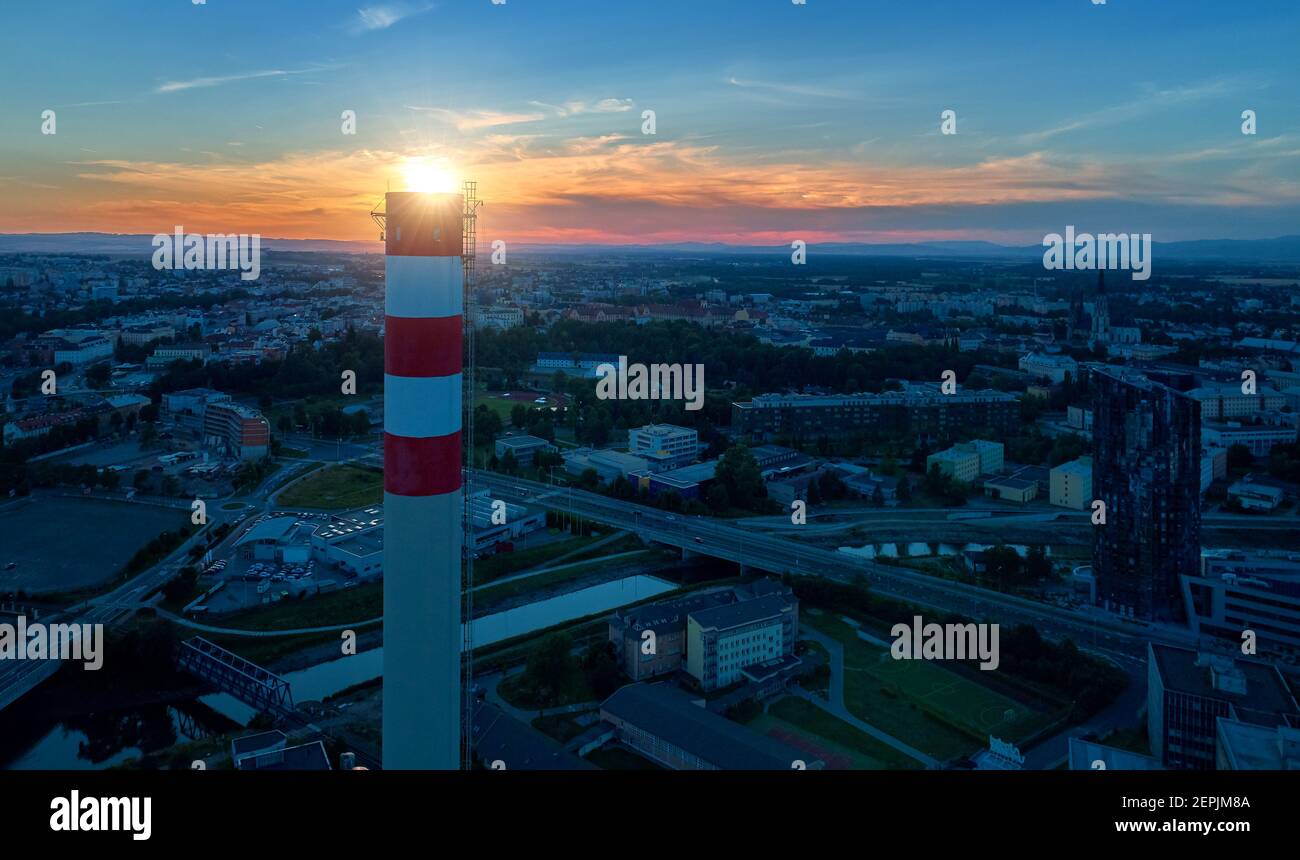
[474,472,1197,663]
[476,471,1192,768]
[0,453,299,713]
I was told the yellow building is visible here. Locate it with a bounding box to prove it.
[1049,456,1093,510]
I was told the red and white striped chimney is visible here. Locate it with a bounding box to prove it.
[382,191,463,770]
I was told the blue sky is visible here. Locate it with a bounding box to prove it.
[2,0,1297,243]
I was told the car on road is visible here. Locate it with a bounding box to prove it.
[4,562,15,571]
[693,537,704,544]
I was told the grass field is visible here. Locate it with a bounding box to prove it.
[806,613,1056,762]
[472,534,602,585]
[746,697,923,770]
[276,465,382,510]
[472,550,655,608]
[210,581,381,631]
[474,392,519,423]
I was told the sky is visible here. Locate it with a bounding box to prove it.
[1,0,1298,246]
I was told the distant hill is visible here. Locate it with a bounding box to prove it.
[0,232,380,255]
[2,232,1299,263]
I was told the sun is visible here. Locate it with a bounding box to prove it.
[400,157,459,194]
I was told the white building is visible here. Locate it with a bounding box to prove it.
[1018,352,1078,384]
[1203,423,1298,457]
[628,424,698,469]
[1049,457,1092,510]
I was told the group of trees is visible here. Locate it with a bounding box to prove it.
[513,632,627,709]
[709,443,769,513]
[151,328,383,404]
[975,544,1053,588]
[477,318,1007,425]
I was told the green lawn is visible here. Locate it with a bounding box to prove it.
[208,581,381,631]
[472,550,654,607]
[498,668,596,711]
[475,392,520,423]
[806,613,1056,762]
[277,465,382,510]
[472,534,602,585]
[746,697,922,770]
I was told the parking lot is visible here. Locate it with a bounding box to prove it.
[189,512,361,614]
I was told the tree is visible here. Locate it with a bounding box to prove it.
[523,632,576,703]
[705,483,731,512]
[473,404,502,447]
[581,641,624,700]
[1025,544,1052,581]
[510,404,528,429]
[161,566,198,604]
[983,544,1024,585]
[1227,443,1254,471]
[85,361,111,388]
[715,443,765,512]
[871,484,886,507]
[896,475,912,503]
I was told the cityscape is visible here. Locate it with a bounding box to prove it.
[0,0,1298,841]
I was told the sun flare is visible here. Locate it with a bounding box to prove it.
[400,157,459,194]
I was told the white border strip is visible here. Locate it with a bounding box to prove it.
[385,256,464,318]
[384,373,462,438]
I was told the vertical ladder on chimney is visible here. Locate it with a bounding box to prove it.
[461,180,480,769]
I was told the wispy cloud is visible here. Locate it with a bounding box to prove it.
[529,98,635,117]
[408,106,546,130]
[1017,80,1236,144]
[726,76,852,100]
[348,3,433,35]
[156,67,324,94]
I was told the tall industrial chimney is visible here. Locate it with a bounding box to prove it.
[382,191,463,769]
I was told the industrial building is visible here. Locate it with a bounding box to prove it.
[1215,720,1300,769]
[646,459,719,500]
[203,401,270,460]
[927,440,1003,483]
[563,447,653,483]
[1202,422,1297,457]
[627,423,699,469]
[1049,457,1092,510]
[494,433,556,467]
[982,476,1037,504]
[1146,643,1299,770]
[230,730,331,771]
[465,491,546,553]
[608,580,798,690]
[163,387,232,429]
[1018,351,1078,384]
[686,593,799,691]
[1182,550,1300,657]
[731,382,1019,443]
[600,682,822,770]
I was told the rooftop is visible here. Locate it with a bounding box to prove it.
[690,593,791,632]
[1150,643,1299,727]
[601,683,817,770]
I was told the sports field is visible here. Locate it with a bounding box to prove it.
[806,613,1058,762]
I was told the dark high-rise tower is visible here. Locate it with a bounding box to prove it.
[1091,367,1200,622]
[1090,271,1110,347]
